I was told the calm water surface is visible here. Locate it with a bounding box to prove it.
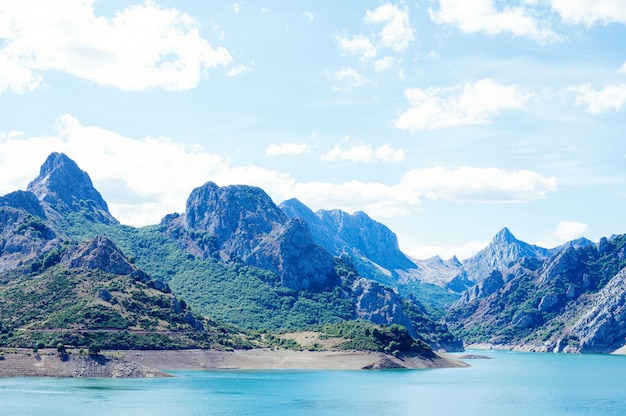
[1,351,626,416]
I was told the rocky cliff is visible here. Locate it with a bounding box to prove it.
[446,233,626,353]
[27,152,118,225]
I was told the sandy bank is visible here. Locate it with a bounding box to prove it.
[129,349,468,371]
[0,348,467,377]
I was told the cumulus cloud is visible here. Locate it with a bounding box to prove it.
[548,0,626,26]
[322,139,405,163]
[394,78,530,131]
[227,64,252,77]
[571,83,626,114]
[0,115,557,227]
[429,0,561,43]
[364,4,415,52]
[332,67,371,88]
[405,241,488,260]
[399,167,557,202]
[335,3,414,62]
[554,221,588,241]
[0,0,232,93]
[265,142,311,156]
[303,11,314,22]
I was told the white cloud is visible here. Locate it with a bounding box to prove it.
[335,34,377,61]
[548,0,626,26]
[265,142,311,156]
[429,0,561,43]
[0,115,557,229]
[227,64,252,77]
[0,0,232,93]
[335,4,414,62]
[231,3,241,14]
[321,138,405,163]
[620,62,626,74]
[399,166,557,202]
[572,83,626,114]
[364,4,415,52]
[374,56,395,72]
[554,221,588,241]
[303,11,314,22]
[394,78,530,131]
[332,67,371,88]
[405,241,488,260]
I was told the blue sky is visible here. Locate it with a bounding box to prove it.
[1,1,625,259]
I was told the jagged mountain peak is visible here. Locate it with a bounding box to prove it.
[185,181,286,233]
[491,227,517,246]
[27,152,118,225]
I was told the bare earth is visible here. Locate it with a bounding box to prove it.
[0,348,468,377]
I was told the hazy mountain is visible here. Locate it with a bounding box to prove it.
[445,234,626,353]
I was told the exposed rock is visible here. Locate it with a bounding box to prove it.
[170,182,339,292]
[0,190,46,218]
[351,278,416,337]
[248,218,339,291]
[27,152,118,225]
[568,267,626,353]
[280,198,417,279]
[538,293,560,312]
[64,235,134,275]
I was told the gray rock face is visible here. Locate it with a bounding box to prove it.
[0,190,46,218]
[280,198,417,280]
[569,267,626,353]
[65,235,134,275]
[249,218,339,291]
[351,278,416,337]
[185,182,287,255]
[0,205,58,272]
[27,152,118,225]
[173,182,339,291]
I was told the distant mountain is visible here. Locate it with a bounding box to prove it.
[445,234,626,353]
[280,198,461,311]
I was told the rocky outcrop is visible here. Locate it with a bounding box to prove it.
[27,152,118,225]
[64,235,134,275]
[0,190,46,218]
[280,198,417,277]
[0,204,59,272]
[351,278,416,337]
[249,218,339,291]
[568,267,626,353]
[165,182,339,292]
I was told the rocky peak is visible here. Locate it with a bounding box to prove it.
[64,235,134,275]
[27,153,118,225]
[184,182,287,253]
[281,199,416,277]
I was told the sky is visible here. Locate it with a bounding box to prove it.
[1,1,626,260]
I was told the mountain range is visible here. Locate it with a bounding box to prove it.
[2,152,626,354]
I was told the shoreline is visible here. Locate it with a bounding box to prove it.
[0,348,468,378]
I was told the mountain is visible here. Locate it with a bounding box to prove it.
[445,234,626,353]
[280,198,417,274]
[0,233,255,350]
[0,153,460,352]
[280,198,460,311]
[27,152,118,225]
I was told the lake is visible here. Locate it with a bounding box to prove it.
[2,350,626,415]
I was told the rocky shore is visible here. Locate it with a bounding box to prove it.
[0,348,467,377]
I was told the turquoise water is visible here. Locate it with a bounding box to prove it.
[2,351,626,415]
